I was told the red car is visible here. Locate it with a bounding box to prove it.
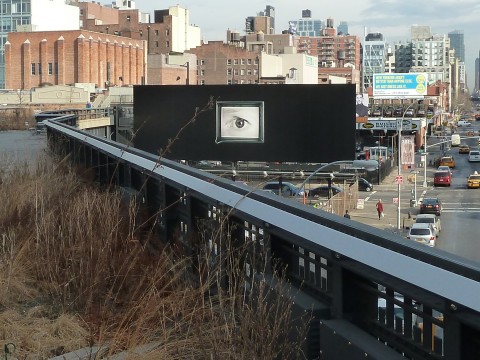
[434,171,451,187]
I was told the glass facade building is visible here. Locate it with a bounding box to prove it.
[0,0,32,88]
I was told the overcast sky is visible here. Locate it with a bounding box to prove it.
[137,0,480,91]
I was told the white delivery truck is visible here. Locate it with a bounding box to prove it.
[451,134,460,147]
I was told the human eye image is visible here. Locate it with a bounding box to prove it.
[216,102,264,143]
[221,107,258,138]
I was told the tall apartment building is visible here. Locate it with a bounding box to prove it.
[296,21,361,70]
[80,4,201,55]
[289,10,323,36]
[475,53,480,93]
[0,0,80,89]
[448,30,465,62]
[409,26,450,84]
[448,30,466,92]
[394,42,413,73]
[362,32,387,90]
[245,5,275,35]
[337,21,348,35]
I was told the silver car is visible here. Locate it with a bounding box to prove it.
[407,223,436,247]
[414,214,441,237]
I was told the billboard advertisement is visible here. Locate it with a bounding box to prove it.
[132,84,356,163]
[356,119,421,131]
[355,93,369,122]
[373,73,427,98]
[401,135,415,166]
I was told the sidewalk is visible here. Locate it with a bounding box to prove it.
[348,162,437,236]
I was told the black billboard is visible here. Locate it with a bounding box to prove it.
[133,84,355,163]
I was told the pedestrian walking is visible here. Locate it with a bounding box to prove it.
[344,210,351,219]
[376,199,384,220]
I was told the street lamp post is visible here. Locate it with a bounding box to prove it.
[423,124,428,187]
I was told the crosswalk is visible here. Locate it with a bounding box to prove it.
[442,202,480,213]
[362,192,480,213]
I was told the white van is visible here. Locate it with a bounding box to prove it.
[451,134,460,147]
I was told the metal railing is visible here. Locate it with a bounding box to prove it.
[42,111,480,360]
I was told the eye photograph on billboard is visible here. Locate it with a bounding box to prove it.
[132,84,356,164]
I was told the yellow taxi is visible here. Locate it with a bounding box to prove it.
[467,171,480,189]
[439,156,455,168]
[458,144,471,154]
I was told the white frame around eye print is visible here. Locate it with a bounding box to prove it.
[215,101,264,144]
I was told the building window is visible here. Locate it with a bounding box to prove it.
[247,59,252,65]
[155,41,159,47]
[234,69,239,75]
[254,58,259,65]
[200,80,205,85]
[240,69,245,76]
[2,3,11,14]
[200,69,205,76]
[48,63,53,75]
[31,63,35,75]
[126,15,131,21]
[166,41,169,48]
[200,59,205,65]
[227,79,232,85]
[241,59,245,65]
[234,59,239,65]
[227,59,232,65]
[166,29,170,36]
[155,29,159,36]
[254,69,258,76]
[227,68,232,75]
[247,69,252,75]
[38,63,42,75]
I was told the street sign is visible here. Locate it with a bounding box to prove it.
[395,175,404,185]
[356,199,365,210]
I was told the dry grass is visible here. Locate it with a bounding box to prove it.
[0,154,308,359]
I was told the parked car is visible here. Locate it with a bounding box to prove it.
[439,156,455,168]
[434,171,451,187]
[467,171,480,189]
[406,223,436,247]
[358,178,374,192]
[417,108,426,117]
[458,144,471,154]
[308,185,343,199]
[262,182,305,197]
[372,107,382,117]
[468,150,480,162]
[419,198,442,216]
[436,165,452,176]
[394,107,403,116]
[415,214,441,237]
[457,120,472,127]
[404,108,415,117]
[383,107,393,117]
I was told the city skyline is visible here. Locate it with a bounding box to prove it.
[139,0,479,91]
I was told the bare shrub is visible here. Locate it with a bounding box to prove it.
[0,140,308,358]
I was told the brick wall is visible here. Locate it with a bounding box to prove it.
[6,30,146,90]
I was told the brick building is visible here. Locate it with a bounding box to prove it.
[79,4,201,55]
[5,30,146,90]
[188,41,259,85]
